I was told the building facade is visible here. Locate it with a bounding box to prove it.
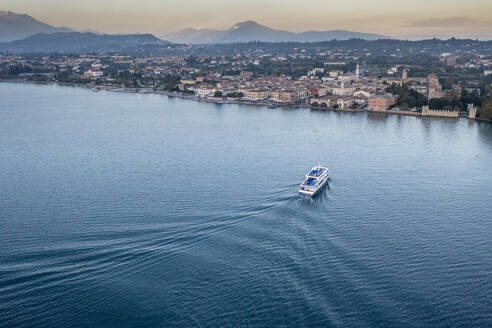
[368,95,396,111]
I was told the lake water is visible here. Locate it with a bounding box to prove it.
[1,82,491,327]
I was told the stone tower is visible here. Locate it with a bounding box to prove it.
[428,73,444,99]
[428,74,440,89]
[468,103,477,119]
[356,64,360,79]
[422,105,430,116]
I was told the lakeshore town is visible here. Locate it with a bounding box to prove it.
[1,48,492,120]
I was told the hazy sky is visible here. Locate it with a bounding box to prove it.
[3,0,492,39]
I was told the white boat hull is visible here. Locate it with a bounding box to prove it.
[298,166,330,198]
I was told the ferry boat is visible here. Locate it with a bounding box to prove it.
[298,166,330,197]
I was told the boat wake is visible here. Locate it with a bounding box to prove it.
[0,180,333,327]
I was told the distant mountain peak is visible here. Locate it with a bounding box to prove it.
[0,10,74,42]
[1,11,33,18]
[228,20,272,32]
[165,20,386,44]
[232,20,261,28]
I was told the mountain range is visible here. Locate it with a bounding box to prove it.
[2,11,386,45]
[0,10,73,42]
[0,32,170,54]
[163,21,386,44]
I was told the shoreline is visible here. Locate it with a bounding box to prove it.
[1,79,490,123]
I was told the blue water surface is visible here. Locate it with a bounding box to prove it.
[1,83,491,327]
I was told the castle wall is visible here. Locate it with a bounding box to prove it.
[421,106,458,118]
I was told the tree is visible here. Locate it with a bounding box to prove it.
[385,84,426,108]
[399,88,409,105]
[407,95,417,108]
[428,97,460,110]
[479,98,492,120]
[159,74,180,91]
[7,64,32,76]
[444,75,455,89]
[118,70,132,80]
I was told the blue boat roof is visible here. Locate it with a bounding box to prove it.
[302,177,317,186]
[308,167,326,177]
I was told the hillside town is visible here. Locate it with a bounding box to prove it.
[1,48,492,120]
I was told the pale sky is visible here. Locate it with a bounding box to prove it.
[3,0,492,39]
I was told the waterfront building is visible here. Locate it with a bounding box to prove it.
[337,97,355,109]
[83,70,103,79]
[368,94,396,111]
[194,88,213,98]
[243,90,270,100]
[271,91,297,103]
